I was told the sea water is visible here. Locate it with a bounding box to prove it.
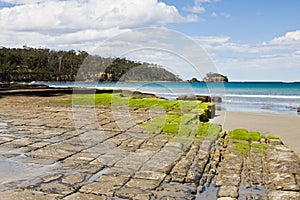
[44,81,300,115]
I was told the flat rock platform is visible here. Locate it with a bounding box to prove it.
[0,89,299,199]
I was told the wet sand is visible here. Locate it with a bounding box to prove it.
[212,111,300,157]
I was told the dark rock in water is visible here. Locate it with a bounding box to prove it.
[211,97,222,103]
[196,95,212,102]
[210,104,215,118]
[297,108,300,114]
[177,95,212,102]
[262,106,271,110]
[177,95,194,100]
[177,95,222,103]
[188,77,201,82]
[121,90,160,99]
[188,73,229,82]
[216,105,223,111]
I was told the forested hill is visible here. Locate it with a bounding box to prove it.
[0,47,181,82]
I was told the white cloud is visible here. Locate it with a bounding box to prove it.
[269,30,300,44]
[211,12,217,17]
[220,12,230,18]
[0,0,47,4]
[199,30,300,80]
[183,5,205,14]
[0,0,196,49]
[184,0,221,14]
[1,0,194,32]
[197,30,300,55]
[195,0,220,3]
[193,36,230,44]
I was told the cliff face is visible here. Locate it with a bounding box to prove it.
[203,72,228,82]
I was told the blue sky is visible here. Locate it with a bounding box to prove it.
[0,0,299,81]
[169,0,300,43]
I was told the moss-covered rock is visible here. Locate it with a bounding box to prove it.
[229,129,261,142]
[47,90,218,141]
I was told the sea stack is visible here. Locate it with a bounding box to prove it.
[203,72,228,82]
[188,77,201,82]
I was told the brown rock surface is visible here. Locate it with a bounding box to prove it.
[0,88,298,199]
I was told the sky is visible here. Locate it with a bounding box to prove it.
[0,0,300,81]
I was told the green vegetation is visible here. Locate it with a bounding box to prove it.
[229,129,261,142]
[231,147,250,154]
[0,47,88,82]
[0,47,181,83]
[48,91,282,150]
[47,91,220,142]
[196,122,222,137]
[169,137,194,143]
[227,129,270,154]
[45,93,128,107]
[50,93,210,111]
[136,99,218,137]
[106,58,181,82]
[251,143,268,150]
[232,140,249,147]
[142,114,221,140]
[267,135,280,139]
[49,93,212,122]
[128,98,178,111]
[0,82,31,88]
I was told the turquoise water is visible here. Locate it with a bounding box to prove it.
[44,81,300,115]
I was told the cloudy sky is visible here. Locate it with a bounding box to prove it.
[0,0,300,81]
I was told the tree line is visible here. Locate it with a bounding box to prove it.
[0,47,181,82]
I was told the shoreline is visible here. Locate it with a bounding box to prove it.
[1,87,299,157]
[212,110,300,157]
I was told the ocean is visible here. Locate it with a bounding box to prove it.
[44,81,300,115]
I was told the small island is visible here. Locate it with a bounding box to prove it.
[188,72,229,83]
[203,72,229,82]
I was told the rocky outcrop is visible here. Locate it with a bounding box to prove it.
[176,95,222,103]
[188,78,201,82]
[297,107,300,114]
[121,90,160,99]
[177,95,211,102]
[203,72,228,82]
[212,96,222,103]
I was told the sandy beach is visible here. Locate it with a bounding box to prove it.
[212,111,300,157]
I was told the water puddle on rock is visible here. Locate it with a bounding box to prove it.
[0,122,8,127]
[86,167,110,183]
[0,122,9,132]
[238,186,269,199]
[0,159,56,191]
[196,183,219,200]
